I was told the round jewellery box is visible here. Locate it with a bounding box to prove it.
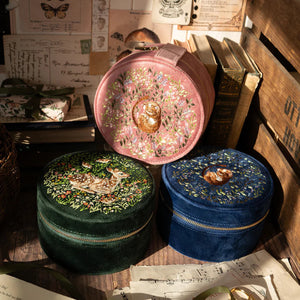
[157,149,274,262]
[94,43,215,165]
[37,151,155,274]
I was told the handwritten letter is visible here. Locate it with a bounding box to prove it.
[4,35,100,88]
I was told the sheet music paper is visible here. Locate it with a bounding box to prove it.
[108,250,300,299]
[0,274,75,300]
[129,274,276,300]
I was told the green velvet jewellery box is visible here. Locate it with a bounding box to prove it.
[37,151,155,274]
[157,149,274,262]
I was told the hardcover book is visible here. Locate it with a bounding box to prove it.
[188,34,218,83]
[224,37,262,148]
[203,36,246,147]
[173,35,217,83]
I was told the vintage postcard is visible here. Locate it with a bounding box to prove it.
[3,35,100,89]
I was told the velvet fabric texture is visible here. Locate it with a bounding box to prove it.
[37,212,152,274]
[157,149,274,262]
[37,151,155,274]
[94,43,215,165]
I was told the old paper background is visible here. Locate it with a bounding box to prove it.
[3,34,100,88]
[3,35,101,105]
[11,0,92,34]
[109,10,172,61]
[179,0,246,31]
[0,274,74,300]
[108,250,300,300]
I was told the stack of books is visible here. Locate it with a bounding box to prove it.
[2,95,96,144]
[174,34,218,83]
[174,34,261,148]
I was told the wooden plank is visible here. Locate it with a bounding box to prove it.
[241,28,300,169]
[253,122,300,268]
[245,0,300,73]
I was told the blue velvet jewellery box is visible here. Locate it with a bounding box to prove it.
[157,149,274,262]
[37,151,155,274]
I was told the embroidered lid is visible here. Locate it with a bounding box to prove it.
[94,44,215,165]
[37,151,155,236]
[162,149,274,227]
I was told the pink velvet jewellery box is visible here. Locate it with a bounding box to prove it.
[94,43,215,165]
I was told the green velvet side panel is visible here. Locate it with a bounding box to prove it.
[37,213,152,275]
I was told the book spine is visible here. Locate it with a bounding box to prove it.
[188,35,217,83]
[203,69,245,146]
[227,72,261,148]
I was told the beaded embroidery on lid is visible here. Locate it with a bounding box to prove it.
[101,68,198,160]
[169,150,271,206]
[42,152,153,214]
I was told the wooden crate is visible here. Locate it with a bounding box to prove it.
[240,28,300,169]
[239,0,300,266]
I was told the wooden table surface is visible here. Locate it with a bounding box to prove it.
[1,140,299,300]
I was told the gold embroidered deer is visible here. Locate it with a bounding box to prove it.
[68,167,130,195]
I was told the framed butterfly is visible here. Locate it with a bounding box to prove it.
[40,3,69,19]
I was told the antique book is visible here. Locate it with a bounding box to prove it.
[224,37,262,148]
[188,34,218,83]
[173,35,217,83]
[203,36,246,147]
[173,39,191,52]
